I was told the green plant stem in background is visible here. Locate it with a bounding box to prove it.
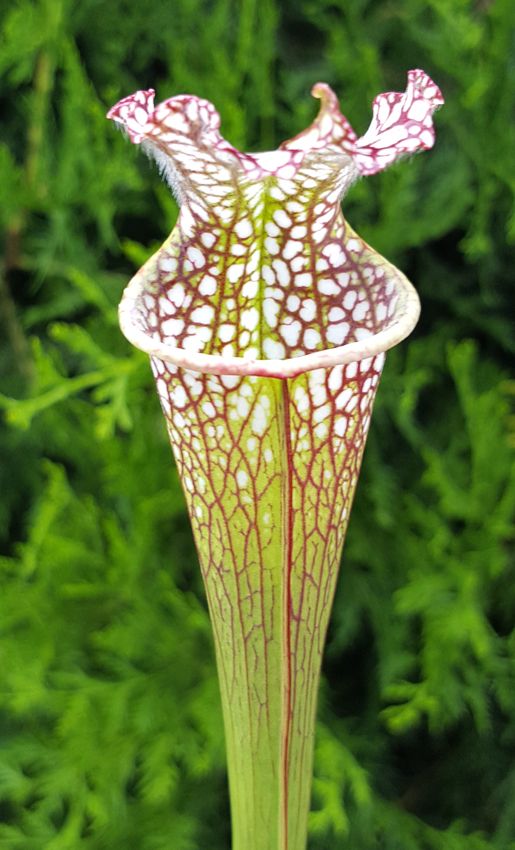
[2,0,62,383]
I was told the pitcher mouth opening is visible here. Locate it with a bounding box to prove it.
[118,236,420,380]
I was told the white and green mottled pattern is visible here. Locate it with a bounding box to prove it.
[108,70,443,850]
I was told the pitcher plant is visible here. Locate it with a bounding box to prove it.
[108,69,443,850]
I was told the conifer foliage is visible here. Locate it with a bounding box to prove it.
[1,1,514,848]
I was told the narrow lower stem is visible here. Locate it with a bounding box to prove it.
[154,348,382,849]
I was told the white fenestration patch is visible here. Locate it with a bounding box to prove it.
[326,322,349,345]
[247,252,260,274]
[268,186,283,201]
[300,299,316,321]
[303,328,321,349]
[262,265,275,284]
[239,330,250,348]
[279,319,301,347]
[219,323,235,342]
[227,264,244,283]
[272,259,290,286]
[162,317,185,337]
[160,256,178,273]
[293,386,310,414]
[241,278,259,298]
[235,218,253,239]
[241,307,259,331]
[355,327,373,341]
[327,365,344,393]
[295,272,312,288]
[199,275,217,296]
[264,236,280,255]
[220,373,241,388]
[343,290,358,310]
[263,338,286,359]
[201,401,216,418]
[309,374,327,407]
[251,399,270,436]
[283,240,302,260]
[169,284,186,307]
[313,402,331,424]
[334,416,348,437]
[323,242,345,267]
[328,307,346,321]
[171,385,188,408]
[318,278,340,295]
[201,231,216,248]
[286,200,304,214]
[234,395,250,419]
[263,298,280,328]
[376,302,387,322]
[187,246,205,268]
[191,305,215,324]
[336,388,353,409]
[352,300,369,322]
[273,209,292,228]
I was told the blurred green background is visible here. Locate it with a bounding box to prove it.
[0,0,514,848]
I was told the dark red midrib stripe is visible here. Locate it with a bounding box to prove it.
[280,379,294,850]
